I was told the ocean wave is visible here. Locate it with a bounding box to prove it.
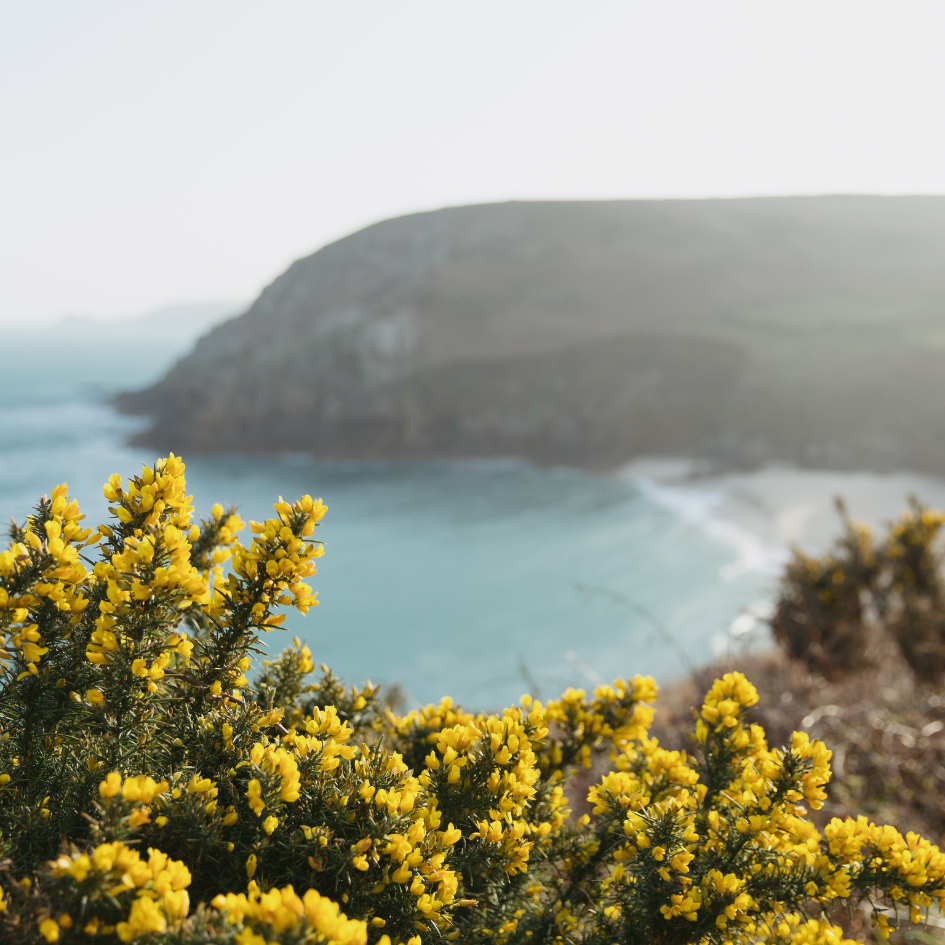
[632,476,789,579]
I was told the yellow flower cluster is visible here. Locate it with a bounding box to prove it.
[100,456,210,601]
[540,675,657,773]
[391,696,474,737]
[0,483,94,680]
[49,841,190,942]
[347,746,463,932]
[79,457,218,704]
[755,916,852,945]
[884,505,945,567]
[191,502,245,582]
[43,841,367,944]
[513,685,649,864]
[216,494,326,629]
[211,881,367,945]
[243,704,360,833]
[822,815,945,935]
[397,699,549,881]
[97,770,170,827]
[590,738,699,818]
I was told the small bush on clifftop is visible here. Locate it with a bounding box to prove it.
[771,497,945,683]
[2,456,945,944]
[770,501,878,678]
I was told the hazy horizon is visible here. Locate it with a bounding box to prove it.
[5,0,945,325]
[16,192,945,328]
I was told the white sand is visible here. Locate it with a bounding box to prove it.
[616,460,945,656]
[621,458,945,574]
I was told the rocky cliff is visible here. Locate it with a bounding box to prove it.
[118,197,945,473]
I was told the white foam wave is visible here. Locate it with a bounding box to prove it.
[633,477,789,579]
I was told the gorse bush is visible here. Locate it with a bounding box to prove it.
[2,457,945,944]
[878,499,945,681]
[770,502,877,678]
[770,497,945,681]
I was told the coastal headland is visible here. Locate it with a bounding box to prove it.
[119,196,945,475]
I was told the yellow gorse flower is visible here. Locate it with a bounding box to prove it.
[3,458,945,945]
[211,881,366,944]
[49,841,191,942]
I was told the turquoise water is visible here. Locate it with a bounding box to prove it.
[0,324,771,708]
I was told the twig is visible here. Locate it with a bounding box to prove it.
[574,581,697,678]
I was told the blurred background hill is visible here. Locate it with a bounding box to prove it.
[59,302,242,337]
[120,195,945,474]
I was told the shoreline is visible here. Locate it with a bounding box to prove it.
[621,458,945,561]
[619,459,945,659]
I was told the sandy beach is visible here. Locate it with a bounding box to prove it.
[619,457,945,606]
[616,459,945,655]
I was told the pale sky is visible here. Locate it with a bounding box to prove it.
[4,1,945,325]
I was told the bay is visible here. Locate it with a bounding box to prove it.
[0,322,771,708]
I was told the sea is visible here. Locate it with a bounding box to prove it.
[0,319,777,710]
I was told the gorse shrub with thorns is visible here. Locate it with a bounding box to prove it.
[770,501,878,678]
[878,499,945,682]
[771,496,945,681]
[2,458,945,944]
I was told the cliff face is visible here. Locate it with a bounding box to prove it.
[118,197,945,473]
